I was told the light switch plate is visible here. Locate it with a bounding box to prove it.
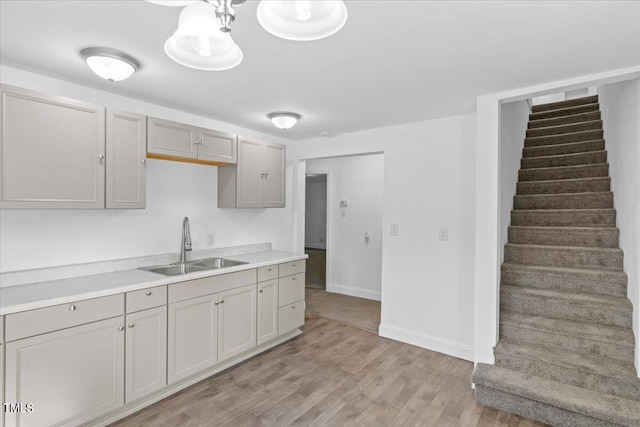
[339,200,349,207]
[390,224,399,236]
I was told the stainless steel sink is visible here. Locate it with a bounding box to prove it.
[189,257,248,270]
[140,257,248,276]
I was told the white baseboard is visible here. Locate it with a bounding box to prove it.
[326,284,381,301]
[379,324,474,362]
[304,243,326,250]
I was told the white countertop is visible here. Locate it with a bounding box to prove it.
[0,250,307,315]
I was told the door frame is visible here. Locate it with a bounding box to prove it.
[305,169,331,290]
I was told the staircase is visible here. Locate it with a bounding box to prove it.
[472,95,640,426]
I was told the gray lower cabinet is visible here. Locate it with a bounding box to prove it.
[278,261,306,335]
[4,316,125,427]
[218,284,257,362]
[257,279,278,345]
[167,293,219,384]
[218,137,286,208]
[125,306,167,403]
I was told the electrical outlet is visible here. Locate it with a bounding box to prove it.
[439,227,449,241]
[341,209,346,217]
[390,224,399,236]
[364,232,370,244]
[207,232,215,247]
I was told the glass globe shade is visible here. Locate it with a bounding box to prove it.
[257,0,348,41]
[268,113,301,130]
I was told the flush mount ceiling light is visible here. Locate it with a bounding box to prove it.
[147,0,347,71]
[257,1,348,41]
[268,112,301,130]
[80,47,140,82]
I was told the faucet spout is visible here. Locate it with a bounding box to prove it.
[180,216,192,265]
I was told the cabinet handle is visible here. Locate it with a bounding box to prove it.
[98,154,105,160]
[292,264,296,267]
[264,173,269,179]
[146,291,152,296]
[69,305,77,311]
[259,289,263,293]
[220,299,224,304]
[292,277,296,280]
[215,301,219,305]
[267,268,272,271]
[118,326,125,331]
[128,323,134,328]
[291,306,295,309]
[142,159,147,165]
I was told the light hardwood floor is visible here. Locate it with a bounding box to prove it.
[111,316,547,426]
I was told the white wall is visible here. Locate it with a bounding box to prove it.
[307,155,384,301]
[304,178,327,249]
[296,114,477,361]
[0,66,295,272]
[500,100,530,260]
[599,78,640,373]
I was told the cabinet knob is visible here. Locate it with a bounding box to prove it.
[128,323,135,328]
[291,306,295,309]
[69,305,77,311]
[220,299,224,304]
[267,268,272,271]
[146,291,152,296]
[142,159,147,165]
[194,140,203,145]
[259,289,263,293]
[215,301,219,305]
[292,264,296,267]
[118,326,125,331]
[98,154,105,160]
[292,277,296,281]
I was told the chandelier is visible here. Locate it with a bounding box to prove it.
[147,0,348,71]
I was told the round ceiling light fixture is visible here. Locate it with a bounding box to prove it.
[164,1,243,71]
[268,112,301,130]
[80,47,140,82]
[257,0,347,41]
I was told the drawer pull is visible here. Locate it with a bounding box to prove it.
[146,291,152,296]
[118,326,125,332]
[268,268,272,271]
[220,299,225,304]
[291,306,295,309]
[214,301,219,305]
[69,305,77,311]
[292,264,296,267]
[259,289,263,293]
[128,323,135,328]
[292,277,296,280]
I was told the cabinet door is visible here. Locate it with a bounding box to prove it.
[125,306,167,403]
[167,293,218,384]
[198,128,237,164]
[263,142,286,208]
[218,284,257,362]
[147,116,198,160]
[106,108,146,209]
[0,84,105,209]
[257,280,278,345]
[236,137,264,208]
[4,317,125,427]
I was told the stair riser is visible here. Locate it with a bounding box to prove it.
[525,130,603,147]
[511,210,616,228]
[528,111,601,129]
[526,121,602,138]
[516,178,610,195]
[508,227,619,248]
[532,95,599,113]
[518,164,609,181]
[499,325,635,364]
[474,385,617,427]
[500,293,631,327]
[504,245,623,271]
[514,193,613,210]
[530,103,600,121]
[501,269,627,297]
[522,140,605,158]
[521,151,607,169]
[494,351,640,400]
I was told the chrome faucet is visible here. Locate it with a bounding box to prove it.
[179,216,192,266]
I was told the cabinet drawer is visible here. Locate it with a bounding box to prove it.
[169,269,256,303]
[126,285,167,313]
[279,260,305,278]
[5,294,124,342]
[278,273,305,307]
[257,265,278,282]
[278,302,304,335]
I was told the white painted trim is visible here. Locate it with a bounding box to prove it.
[379,324,474,362]
[326,284,381,301]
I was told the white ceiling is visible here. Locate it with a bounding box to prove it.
[1,1,639,140]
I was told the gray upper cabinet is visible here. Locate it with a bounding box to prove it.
[0,84,106,209]
[218,137,286,208]
[106,108,147,209]
[147,116,237,165]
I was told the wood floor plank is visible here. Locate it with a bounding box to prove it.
[110,316,548,427]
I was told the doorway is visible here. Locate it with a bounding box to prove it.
[304,172,328,291]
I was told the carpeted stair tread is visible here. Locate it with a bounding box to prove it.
[501,262,627,297]
[531,95,599,113]
[473,364,640,427]
[504,243,623,271]
[494,341,640,401]
[522,139,605,158]
[521,150,607,169]
[528,111,601,129]
[500,312,634,353]
[508,226,619,248]
[514,192,613,210]
[529,102,600,121]
[511,208,616,228]
[519,163,609,181]
[516,177,610,195]
[525,129,604,147]
[526,120,602,138]
[501,284,632,327]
